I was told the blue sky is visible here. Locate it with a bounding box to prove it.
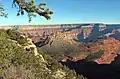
[0,0,120,25]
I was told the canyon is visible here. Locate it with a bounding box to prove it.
[1,24,120,79]
[1,24,120,64]
[0,23,106,42]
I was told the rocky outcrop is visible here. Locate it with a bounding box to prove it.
[48,32,120,64]
[95,38,120,64]
[27,26,119,64]
[70,38,120,64]
[0,30,87,79]
[0,24,107,44]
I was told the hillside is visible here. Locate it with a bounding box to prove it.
[0,30,86,79]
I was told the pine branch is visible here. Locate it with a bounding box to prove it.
[13,0,53,22]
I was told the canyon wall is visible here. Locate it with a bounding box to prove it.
[0,24,107,43]
[1,24,120,64]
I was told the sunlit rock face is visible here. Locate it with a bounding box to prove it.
[1,24,120,65]
[59,37,120,64]
[94,38,120,64]
[15,24,106,43]
[0,24,107,43]
[70,37,120,64]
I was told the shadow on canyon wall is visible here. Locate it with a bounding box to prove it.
[74,24,120,42]
[35,24,120,79]
[61,24,90,32]
[61,55,120,79]
[60,24,120,79]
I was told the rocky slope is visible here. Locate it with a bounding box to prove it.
[0,30,86,79]
[66,37,120,64]
[39,31,120,65]
[94,38,120,64]
[39,32,91,62]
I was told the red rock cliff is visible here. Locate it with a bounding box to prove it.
[95,38,120,64]
[71,38,120,64]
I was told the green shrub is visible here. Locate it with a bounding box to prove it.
[85,49,104,61]
[0,30,86,79]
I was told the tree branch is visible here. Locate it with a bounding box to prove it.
[13,0,53,22]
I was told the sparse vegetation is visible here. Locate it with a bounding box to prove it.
[40,38,76,61]
[85,49,104,61]
[0,30,86,79]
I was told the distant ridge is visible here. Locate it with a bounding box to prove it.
[0,23,103,26]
